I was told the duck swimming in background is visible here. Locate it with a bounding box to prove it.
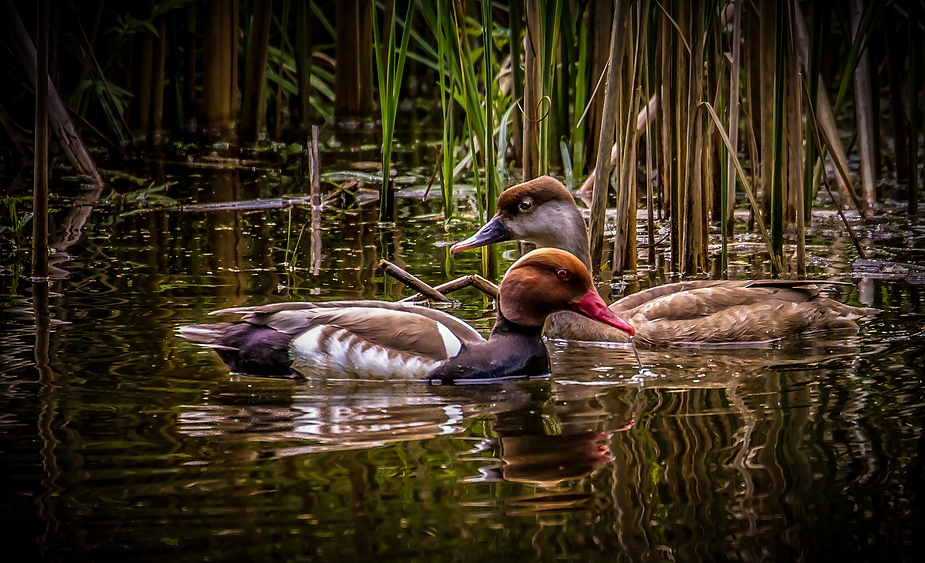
[180,248,634,383]
[451,176,879,346]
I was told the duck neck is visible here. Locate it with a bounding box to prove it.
[489,312,545,340]
[427,311,549,384]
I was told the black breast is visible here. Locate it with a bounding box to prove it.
[427,317,549,384]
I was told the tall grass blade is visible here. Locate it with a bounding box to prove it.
[497,100,518,184]
[523,1,540,180]
[508,0,523,166]
[372,0,416,224]
[833,0,883,114]
[703,101,783,274]
[560,138,573,189]
[481,0,496,218]
[572,4,591,177]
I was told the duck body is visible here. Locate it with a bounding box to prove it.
[451,176,879,347]
[182,300,486,379]
[180,249,634,382]
[545,279,873,346]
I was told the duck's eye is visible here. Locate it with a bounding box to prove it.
[556,269,570,281]
[518,198,533,212]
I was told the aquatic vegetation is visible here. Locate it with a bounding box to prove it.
[0,0,923,281]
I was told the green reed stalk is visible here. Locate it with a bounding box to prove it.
[833,1,882,115]
[523,2,540,180]
[481,0,496,218]
[508,0,524,166]
[422,0,496,220]
[454,4,486,220]
[770,0,785,273]
[372,0,415,224]
[480,0,497,278]
[433,0,456,220]
[572,5,591,178]
[555,0,574,174]
[539,0,561,175]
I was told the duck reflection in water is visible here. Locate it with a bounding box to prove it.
[455,385,635,517]
[178,376,635,513]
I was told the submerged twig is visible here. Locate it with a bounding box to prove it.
[400,274,500,302]
[422,146,442,201]
[630,338,643,371]
[180,196,314,213]
[379,259,452,303]
[469,274,500,300]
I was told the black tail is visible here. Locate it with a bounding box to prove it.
[179,322,294,376]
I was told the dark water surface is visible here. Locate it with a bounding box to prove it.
[2,156,925,562]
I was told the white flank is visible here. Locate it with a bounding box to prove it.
[435,322,463,358]
[291,326,441,380]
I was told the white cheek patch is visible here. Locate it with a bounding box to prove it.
[436,322,462,358]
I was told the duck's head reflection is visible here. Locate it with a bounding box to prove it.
[499,430,615,485]
[473,400,635,489]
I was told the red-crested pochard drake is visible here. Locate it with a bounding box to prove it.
[180,248,634,383]
[451,176,879,346]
